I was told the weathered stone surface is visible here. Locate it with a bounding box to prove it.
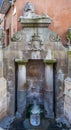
[64,77,71,124]
[2,3,68,119]
[19,2,52,27]
[0,77,7,120]
[68,51,71,77]
[0,26,4,47]
[56,116,70,128]
[0,116,15,129]
[44,90,54,118]
[45,64,53,91]
[17,90,26,114]
[56,69,64,117]
[18,65,26,91]
[0,27,3,77]
[67,28,71,45]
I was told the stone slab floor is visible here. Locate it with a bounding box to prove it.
[0,116,71,130]
[9,118,71,130]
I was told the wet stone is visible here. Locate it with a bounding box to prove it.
[9,118,70,130]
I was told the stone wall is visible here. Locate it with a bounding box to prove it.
[68,50,71,77]
[64,77,71,124]
[3,31,68,117]
[3,3,68,118]
[0,26,7,120]
[64,50,71,124]
[0,78,7,120]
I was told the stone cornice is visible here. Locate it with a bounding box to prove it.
[18,17,52,28]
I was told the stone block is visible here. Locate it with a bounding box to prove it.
[64,77,71,97]
[64,96,71,105]
[17,90,26,114]
[0,77,7,120]
[64,104,71,123]
[64,77,71,124]
[56,98,64,117]
[68,51,71,77]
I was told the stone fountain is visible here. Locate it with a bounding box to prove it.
[2,2,68,125]
[0,2,70,130]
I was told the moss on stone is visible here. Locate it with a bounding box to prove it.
[68,51,71,55]
[43,59,56,64]
[15,59,28,64]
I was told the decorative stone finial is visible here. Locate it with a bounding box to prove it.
[24,2,35,13]
[23,2,35,18]
[23,2,50,19]
[18,2,52,27]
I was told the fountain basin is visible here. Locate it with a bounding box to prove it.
[30,113,40,126]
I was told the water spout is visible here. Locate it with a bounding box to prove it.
[30,100,40,126]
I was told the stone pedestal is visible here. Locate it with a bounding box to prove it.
[0,78,7,120]
[64,77,71,123]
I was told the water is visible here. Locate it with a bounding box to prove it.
[30,101,40,126]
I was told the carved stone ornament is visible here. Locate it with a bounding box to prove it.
[18,2,52,28]
[19,2,50,19]
[27,33,44,51]
[49,33,61,42]
[12,31,25,41]
[24,2,35,13]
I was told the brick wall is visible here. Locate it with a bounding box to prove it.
[4,6,17,46]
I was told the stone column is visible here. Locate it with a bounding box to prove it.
[43,60,55,118]
[16,59,28,116]
[45,64,53,91]
[18,63,27,91]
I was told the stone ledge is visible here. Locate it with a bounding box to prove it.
[15,59,28,64]
[19,17,52,28]
[68,50,71,55]
[43,59,56,64]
